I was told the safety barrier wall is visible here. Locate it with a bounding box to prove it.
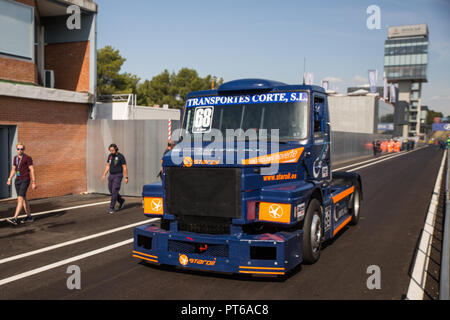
[330,131,389,165]
[440,150,449,300]
[87,120,389,196]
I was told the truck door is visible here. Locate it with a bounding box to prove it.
[311,94,331,182]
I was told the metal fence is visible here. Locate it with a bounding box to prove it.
[331,131,389,164]
[87,119,180,196]
[87,120,388,196]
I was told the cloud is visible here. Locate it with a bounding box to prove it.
[431,96,440,100]
[323,76,344,83]
[354,75,368,83]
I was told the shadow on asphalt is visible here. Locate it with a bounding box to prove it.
[0,210,69,230]
[0,228,35,239]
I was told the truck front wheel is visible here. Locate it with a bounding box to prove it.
[302,198,323,264]
[349,182,362,226]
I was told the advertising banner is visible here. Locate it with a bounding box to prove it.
[390,84,396,103]
[368,70,377,93]
[432,123,450,131]
[383,78,388,100]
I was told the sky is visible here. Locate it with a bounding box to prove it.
[96,0,450,115]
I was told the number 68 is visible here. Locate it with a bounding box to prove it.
[194,107,213,128]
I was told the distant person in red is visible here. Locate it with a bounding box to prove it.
[6,142,37,226]
[387,139,394,153]
[381,140,388,152]
[394,140,401,152]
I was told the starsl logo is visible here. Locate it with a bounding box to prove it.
[183,156,193,167]
[178,254,216,266]
[179,254,189,266]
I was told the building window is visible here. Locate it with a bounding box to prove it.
[405,55,411,65]
[422,54,428,64]
[0,0,34,60]
[394,55,400,65]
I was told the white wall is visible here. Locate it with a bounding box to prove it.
[95,102,180,120]
[328,96,376,134]
[87,119,179,196]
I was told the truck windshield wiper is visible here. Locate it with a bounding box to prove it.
[266,138,289,144]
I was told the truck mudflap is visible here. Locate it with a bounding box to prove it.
[133,225,303,276]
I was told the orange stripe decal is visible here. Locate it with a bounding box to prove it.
[332,186,354,203]
[132,254,158,263]
[242,148,304,165]
[132,251,157,259]
[239,270,285,275]
[239,266,285,271]
[333,216,352,237]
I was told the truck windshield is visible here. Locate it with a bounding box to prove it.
[182,92,309,141]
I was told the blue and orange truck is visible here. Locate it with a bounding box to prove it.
[133,79,362,276]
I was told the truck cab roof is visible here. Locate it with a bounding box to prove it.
[186,78,325,99]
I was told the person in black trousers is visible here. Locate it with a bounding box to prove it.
[101,143,128,214]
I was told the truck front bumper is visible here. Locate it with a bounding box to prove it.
[133,224,303,276]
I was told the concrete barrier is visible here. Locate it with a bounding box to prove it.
[440,151,449,300]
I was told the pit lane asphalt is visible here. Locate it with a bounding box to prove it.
[0,146,443,299]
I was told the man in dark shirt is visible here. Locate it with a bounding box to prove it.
[158,141,175,180]
[102,143,128,214]
[6,142,37,226]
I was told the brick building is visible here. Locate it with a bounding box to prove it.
[0,0,98,200]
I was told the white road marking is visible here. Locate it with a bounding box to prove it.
[406,149,447,300]
[333,152,406,171]
[0,218,159,265]
[0,238,134,287]
[0,201,111,222]
[344,146,426,172]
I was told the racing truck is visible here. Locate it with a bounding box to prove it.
[133,79,362,276]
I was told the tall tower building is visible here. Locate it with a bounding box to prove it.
[384,24,428,137]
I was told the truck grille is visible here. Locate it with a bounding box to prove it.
[177,216,231,235]
[165,167,241,219]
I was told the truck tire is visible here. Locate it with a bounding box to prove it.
[349,182,361,226]
[302,198,323,264]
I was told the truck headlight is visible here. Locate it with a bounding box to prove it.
[143,197,164,215]
[258,202,292,223]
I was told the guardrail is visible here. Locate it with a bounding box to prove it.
[440,149,449,300]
